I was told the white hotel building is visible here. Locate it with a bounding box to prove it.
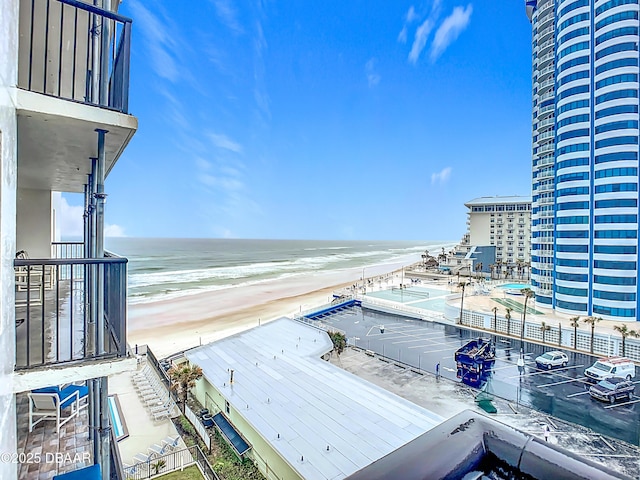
[527,0,640,320]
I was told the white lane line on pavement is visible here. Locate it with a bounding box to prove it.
[538,377,589,388]
[508,364,584,380]
[604,397,640,409]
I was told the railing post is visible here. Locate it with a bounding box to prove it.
[95,130,108,356]
[99,0,111,106]
[90,5,100,103]
[121,20,131,112]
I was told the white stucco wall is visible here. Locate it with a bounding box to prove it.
[0,0,19,478]
[16,187,52,258]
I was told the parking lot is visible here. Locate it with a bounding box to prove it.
[318,304,640,446]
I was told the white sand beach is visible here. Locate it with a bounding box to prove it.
[127,259,417,357]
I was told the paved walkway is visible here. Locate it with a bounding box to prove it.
[109,361,184,466]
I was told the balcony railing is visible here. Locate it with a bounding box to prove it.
[18,0,132,113]
[14,253,127,370]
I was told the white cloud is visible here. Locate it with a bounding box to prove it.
[365,58,381,88]
[105,224,126,237]
[208,132,244,153]
[53,193,83,239]
[212,0,244,34]
[397,6,418,43]
[52,193,126,238]
[128,1,183,83]
[408,18,436,64]
[431,167,452,185]
[430,4,473,61]
[199,173,244,192]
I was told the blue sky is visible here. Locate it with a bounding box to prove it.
[62,0,534,241]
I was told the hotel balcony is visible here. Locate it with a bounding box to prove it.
[10,1,138,478]
[536,37,554,56]
[537,64,555,81]
[17,0,137,196]
[14,243,127,372]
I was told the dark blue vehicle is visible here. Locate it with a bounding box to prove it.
[455,338,496,386]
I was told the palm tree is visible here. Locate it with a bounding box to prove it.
[540,321,551,344]
[491,306,498,332]
[168,363,203,413]
[583,316,602,354]
[569,316,580,350]
[520,288,535,342]
[458,281,470,325]
[328,331,347,356]
[558,322,562,347]
[613,324,639,357]
[505,307,512,335]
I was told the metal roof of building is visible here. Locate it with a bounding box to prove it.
[464,195,532,206]
[185,318,443,480]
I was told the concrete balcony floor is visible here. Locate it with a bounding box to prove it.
[16,393,93,479]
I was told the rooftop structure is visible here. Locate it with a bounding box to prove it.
[1,1,138,478]
[526,0,640,320]
[185,318,443,480]
[440,196,531,278]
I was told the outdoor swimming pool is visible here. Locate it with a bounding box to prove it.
[108,395,128,441]
[497,283,532,290]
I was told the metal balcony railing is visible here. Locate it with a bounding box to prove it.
[14,252,127,370]
[52,241,84,259]
[19,0,132,113]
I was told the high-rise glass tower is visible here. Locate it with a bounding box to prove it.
[527,0,640,320]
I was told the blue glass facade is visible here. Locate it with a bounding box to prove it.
[528,0,640,320]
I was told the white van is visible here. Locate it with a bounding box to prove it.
[584,357,636,382]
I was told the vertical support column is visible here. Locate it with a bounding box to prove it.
[90,3,100,104]
[83,182,91,258]
[87,161,97,357]
[95,130,107,355]
[99,0,112,106]
[94,129,110,480]
[98,376,111,480]
[88,380,95,444]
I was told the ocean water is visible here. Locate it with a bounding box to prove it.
[104,238,454,304]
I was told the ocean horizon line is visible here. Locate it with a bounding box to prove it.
[62,236,457,243]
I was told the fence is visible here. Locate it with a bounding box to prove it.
[14,254,127,369]
[18,0,132,113]
[185,404,211,451]
[124,445,219,480]
[358,295,448,324]
[445,297,640,362]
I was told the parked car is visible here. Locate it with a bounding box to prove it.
[584,356,636,382]
[535,351,569,370]
[589,377,635,404]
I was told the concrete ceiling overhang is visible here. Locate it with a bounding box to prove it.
[16,88,137,193]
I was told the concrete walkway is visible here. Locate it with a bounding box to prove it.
[109,363,184,466]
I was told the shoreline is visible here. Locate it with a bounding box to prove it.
[127,259,418,357]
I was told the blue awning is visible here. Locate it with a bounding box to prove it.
[53,464,100,480]
[212,412,251,456]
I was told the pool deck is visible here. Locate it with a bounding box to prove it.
[109,362,185,466]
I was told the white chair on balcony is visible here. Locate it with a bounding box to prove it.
[28,385,88,433]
